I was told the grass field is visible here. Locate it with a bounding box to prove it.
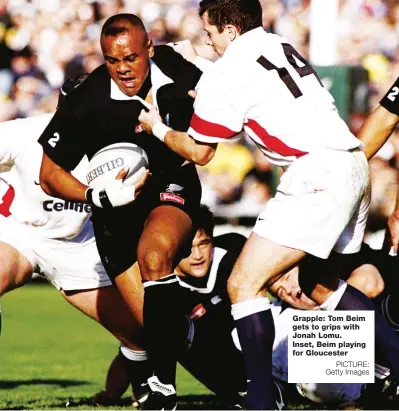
[0,282,224,410]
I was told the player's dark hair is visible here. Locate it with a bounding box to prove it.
[101,13,148,43]
[199,0,262,34]
[196,205,215,238]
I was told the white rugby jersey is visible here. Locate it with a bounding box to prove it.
[189,28,361,167]
[0,114,92,240]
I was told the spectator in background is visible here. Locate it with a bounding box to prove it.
[0,0,14,96]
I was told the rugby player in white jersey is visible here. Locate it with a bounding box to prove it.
[139,0,399,408]
[0,81,152,404]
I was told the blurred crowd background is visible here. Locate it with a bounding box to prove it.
[0,0,398,245]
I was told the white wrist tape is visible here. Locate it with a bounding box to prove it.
[152,122,171,142]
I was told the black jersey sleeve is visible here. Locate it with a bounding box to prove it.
[152,45,202,90]
[380,76,399,115]
[38,105,85,171]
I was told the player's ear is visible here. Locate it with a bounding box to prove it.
[148,38,154,58]
[226,25,238,41]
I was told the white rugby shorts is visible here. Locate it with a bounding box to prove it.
[253,148,370,258]
[0,217,111,290]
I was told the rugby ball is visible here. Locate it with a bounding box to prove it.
[86,143,149,189]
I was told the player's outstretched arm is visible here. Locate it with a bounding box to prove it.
[168,40,215,73]
[358,104,399,160]
[139,105,217,166]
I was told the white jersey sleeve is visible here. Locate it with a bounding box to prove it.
[0,114,54,166]
[188,67,244,143]
[194,56,215,73]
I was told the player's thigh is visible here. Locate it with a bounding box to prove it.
[228,232,306,302]
[138,205,193,280]
[0,240,33,295]
[61,281,144,350]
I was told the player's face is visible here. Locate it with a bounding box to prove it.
[101,29,154,97]
[177,229,213,278]
[269,268,318,310]
[201,12,232,57]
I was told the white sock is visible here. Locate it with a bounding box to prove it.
[231,297,271,321]
[120,344,148,361]
[319,280,347,311]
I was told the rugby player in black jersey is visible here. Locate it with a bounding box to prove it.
[38,14,202,410]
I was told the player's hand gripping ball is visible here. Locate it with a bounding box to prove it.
[85,143,149,208]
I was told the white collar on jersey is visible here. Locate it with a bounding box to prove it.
[222,26,265,60]
[110,59,174,109]
[178,247,227,294]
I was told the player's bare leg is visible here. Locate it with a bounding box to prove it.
[137,205,192,408]
[114,262,144,334]
[61,283,146,405]
[0,242,33,296]
[92,353,130,405]
[61,283,144,350]
[228,233,306,410]
[64,262,150,405]
[110,263,152,405]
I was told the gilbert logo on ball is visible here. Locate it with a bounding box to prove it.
[87,143,149,189]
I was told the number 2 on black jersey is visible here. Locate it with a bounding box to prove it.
[257,43,323,98]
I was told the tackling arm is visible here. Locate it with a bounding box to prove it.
[139,106,217,166]
[358,104,399,160]
[163,129,217,166]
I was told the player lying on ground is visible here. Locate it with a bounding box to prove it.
[0,107,152,405]
[95,207,397,409]
[38,14,203,410]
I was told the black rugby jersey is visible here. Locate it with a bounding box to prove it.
[39,46,202,177]
[178,233,247,318]
[380,76,399,116]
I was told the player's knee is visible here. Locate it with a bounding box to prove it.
[138,246,174,280]
[227,273,239,298]
[227,273,255,302]
[349,264,385,299]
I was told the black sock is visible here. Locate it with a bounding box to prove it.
[119,346,152,397]
[381,294,399,331]
[143,275,180,388]
[232,298,275,410]
[337,284,399,376]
